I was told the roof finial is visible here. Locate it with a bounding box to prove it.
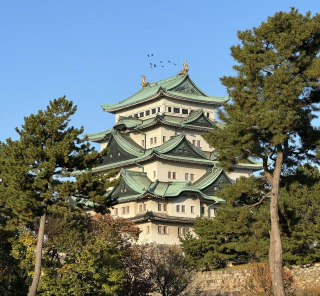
[140,75,149,87]
[179,60,189,75]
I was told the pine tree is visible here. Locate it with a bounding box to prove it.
[203,9,320,295]
[181,176,270,269]
[181,166,320,269]
[0,97,114,296]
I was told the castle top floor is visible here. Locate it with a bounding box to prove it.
[101,72,228,122]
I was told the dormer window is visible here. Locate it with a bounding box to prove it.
[182,109,188,114]
[140,112,144,117]
[174,107,180,113]
[152,108,156,114]
[134,114,138,118]
[146,110,150,116]
[167,106,172,112]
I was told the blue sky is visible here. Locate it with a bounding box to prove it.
[1,1,319,147]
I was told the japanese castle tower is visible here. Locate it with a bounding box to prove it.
[87,64,262,244]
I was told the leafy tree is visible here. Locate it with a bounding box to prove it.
[203,8,320,295]
[145,244,194,296]
[0,227,29,295]
[0,97,113,296]
[11,205,140,295]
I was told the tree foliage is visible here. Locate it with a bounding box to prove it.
[10,204,142,296]
[203,8,320,295]
[181,165,320,269]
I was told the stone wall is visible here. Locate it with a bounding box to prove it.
[190,263,320,296]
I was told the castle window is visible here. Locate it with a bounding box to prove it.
[143,204,147,211]
[172,172,177,179]
[201,206,205,215]
[174,107,180,113]
[163,226,168,234]
[178,227,188,236]
[168,171,171,179]
[176,205,180,212]
[182,109,188,114]
[150,138,153,145]
[163,136,167,143]
[191,206,195,213]
[140,112,144,117]
[134,113,138,118]
[146,110,150,116]
[163,204,167,211]
[146,226,150,234]
[181,205,186,213]
[197,140,201,147]
[158,107,160,112]
[141,139,145,147]
[190,174,194,181]
[158,226,162,234]
[126,206,129,214]
[139,204,142,212]
[192,140,196,145]
[167,106,172,112]
[152,108,156,114]
[114,208,118,216]
[185,173,189,180]
[207,112,210,118]
[158,203,162,211]
[121,207,125,214]
[154,137,157,144]
[153,171,156,178]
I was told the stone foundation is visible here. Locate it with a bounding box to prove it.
[190,263,320,296]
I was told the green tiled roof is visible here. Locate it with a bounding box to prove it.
[87,109,220,143]
[194,168,224,189]
[121,168,152,193]
[112,169,225,203]
[101,73,228,113]
[110,131,144,157]
[86,128,112,142]
[91,133,215,173]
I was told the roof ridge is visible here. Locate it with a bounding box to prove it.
[155,134,185,154]
[148,72,187,87]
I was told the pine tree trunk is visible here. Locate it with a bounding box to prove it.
[269,150,285,296]
[28,204,47,296]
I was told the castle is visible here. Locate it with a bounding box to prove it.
[87,64,262,244]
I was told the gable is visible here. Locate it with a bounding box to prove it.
[168,139,207,159]
[202,173,231,196]
[101,136,137,165]
[189,114,214,128]
[110,179,140,200]
[170,78,203,96]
